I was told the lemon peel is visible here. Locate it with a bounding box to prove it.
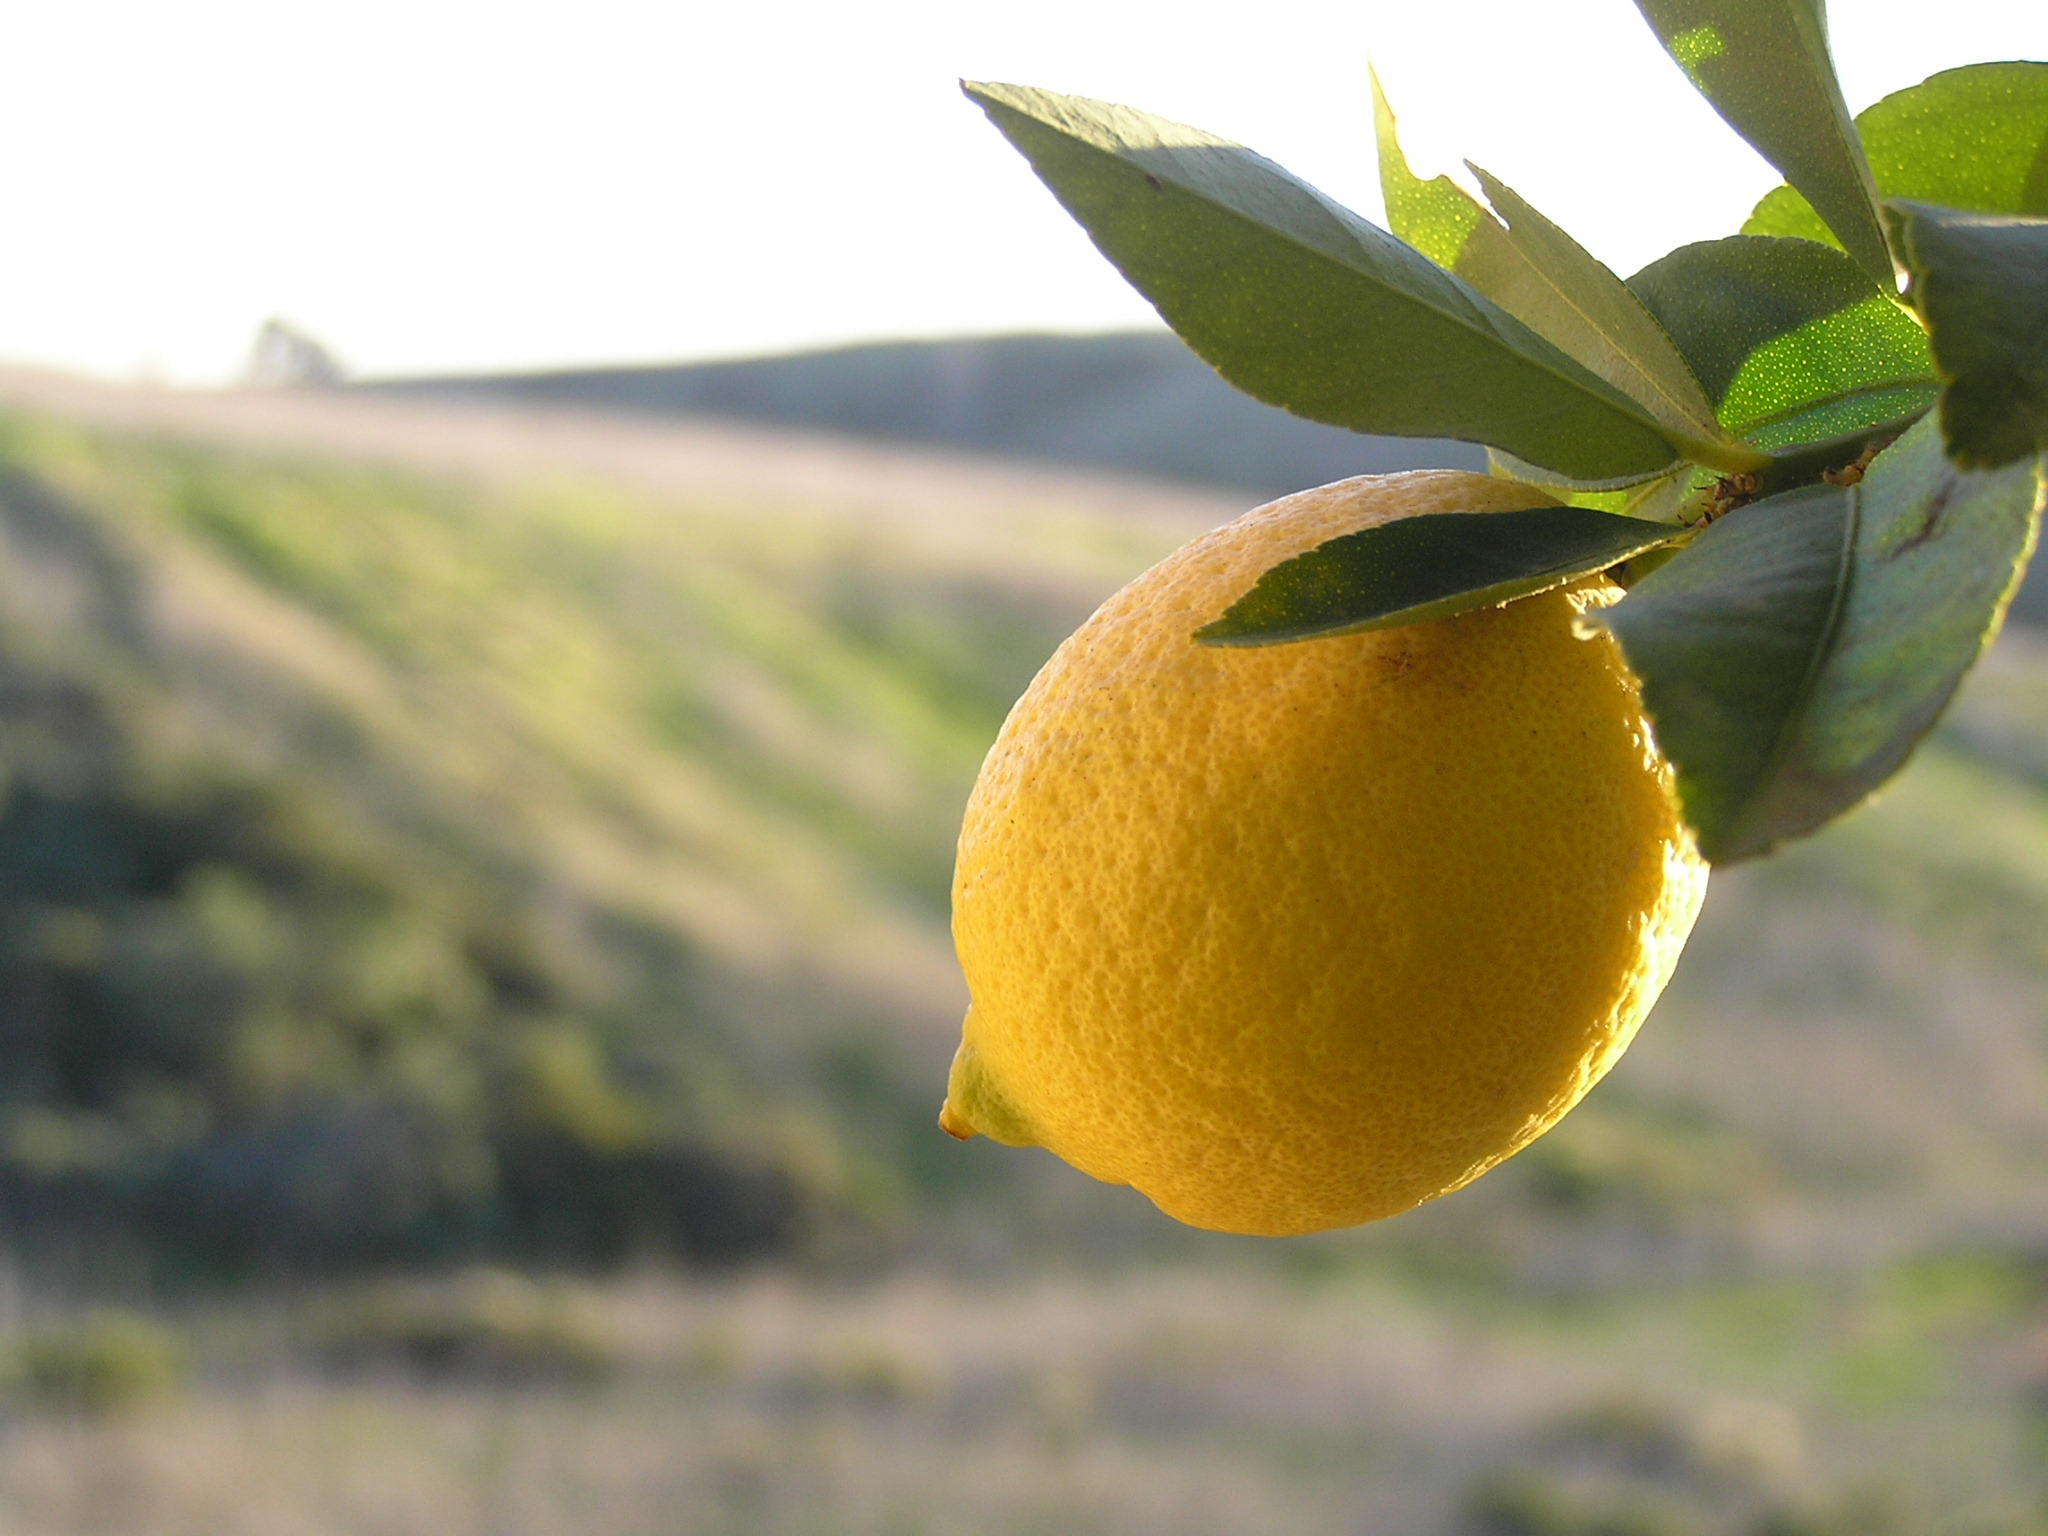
[941,471,1707,1236]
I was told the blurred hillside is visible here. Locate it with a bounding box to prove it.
[0,369,2046,1527]
[364,332,1486,495]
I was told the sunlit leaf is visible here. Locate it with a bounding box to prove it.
[1595,416,2043,862]
[1747,61,2048,245]
[1196,504,1683,646]
[1744,185,1837,246]
[1458,166,1749,466]
[1887,201,2048,471]
[1370,68,1482,271]
[1534,467,1702,522]
[1486,450,1700,503]
[962,83,1682,483]
[1628,236,1935,450]
[1370,75,1749,471]
[1635,0,1892,288]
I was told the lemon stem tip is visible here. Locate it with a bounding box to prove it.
[937,1101,976,1141]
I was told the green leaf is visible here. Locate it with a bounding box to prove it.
[1370,67,1483,271]
[1598,483,1857,864]
[1746,62,2048,245]
[1745,184,1837,246]
[965,82,1681,483]
[1634,0,1893,288]
[1370,74,1753,471]
[1628,236,1935,449]
[1457,166,1756,468]
[1595,415,2043,862]
[1887,200,2048,470]
[1536,467,1702,522]
[1486,451,1695,500]
[1195,504,1684,646]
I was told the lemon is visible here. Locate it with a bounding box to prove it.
[939,470,1708,1236]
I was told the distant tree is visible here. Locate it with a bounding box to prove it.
[244,319,346,389]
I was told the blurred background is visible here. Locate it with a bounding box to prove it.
[0,0,2046,1532]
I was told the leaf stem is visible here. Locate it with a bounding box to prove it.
[1752,405,1932,497]
[1688,435,1775,476]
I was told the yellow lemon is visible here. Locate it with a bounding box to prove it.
[939,470,1707,1236]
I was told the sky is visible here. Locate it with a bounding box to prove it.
[3,0,2041,385]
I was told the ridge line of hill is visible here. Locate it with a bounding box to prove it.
[358,330,1487,498]
[0,365,1249,541]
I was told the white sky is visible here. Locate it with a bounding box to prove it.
[2,0,2040,384]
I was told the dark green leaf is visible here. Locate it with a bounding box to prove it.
[965,82,1680,483]
[1634,0,1893,288]
[1628,236,1934,449]
[1596,416,2043,862]
[1195,505,1683,646]
[1598,483,1855,864]
[1747,62,2048,244]
[1888,200,2048,470]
